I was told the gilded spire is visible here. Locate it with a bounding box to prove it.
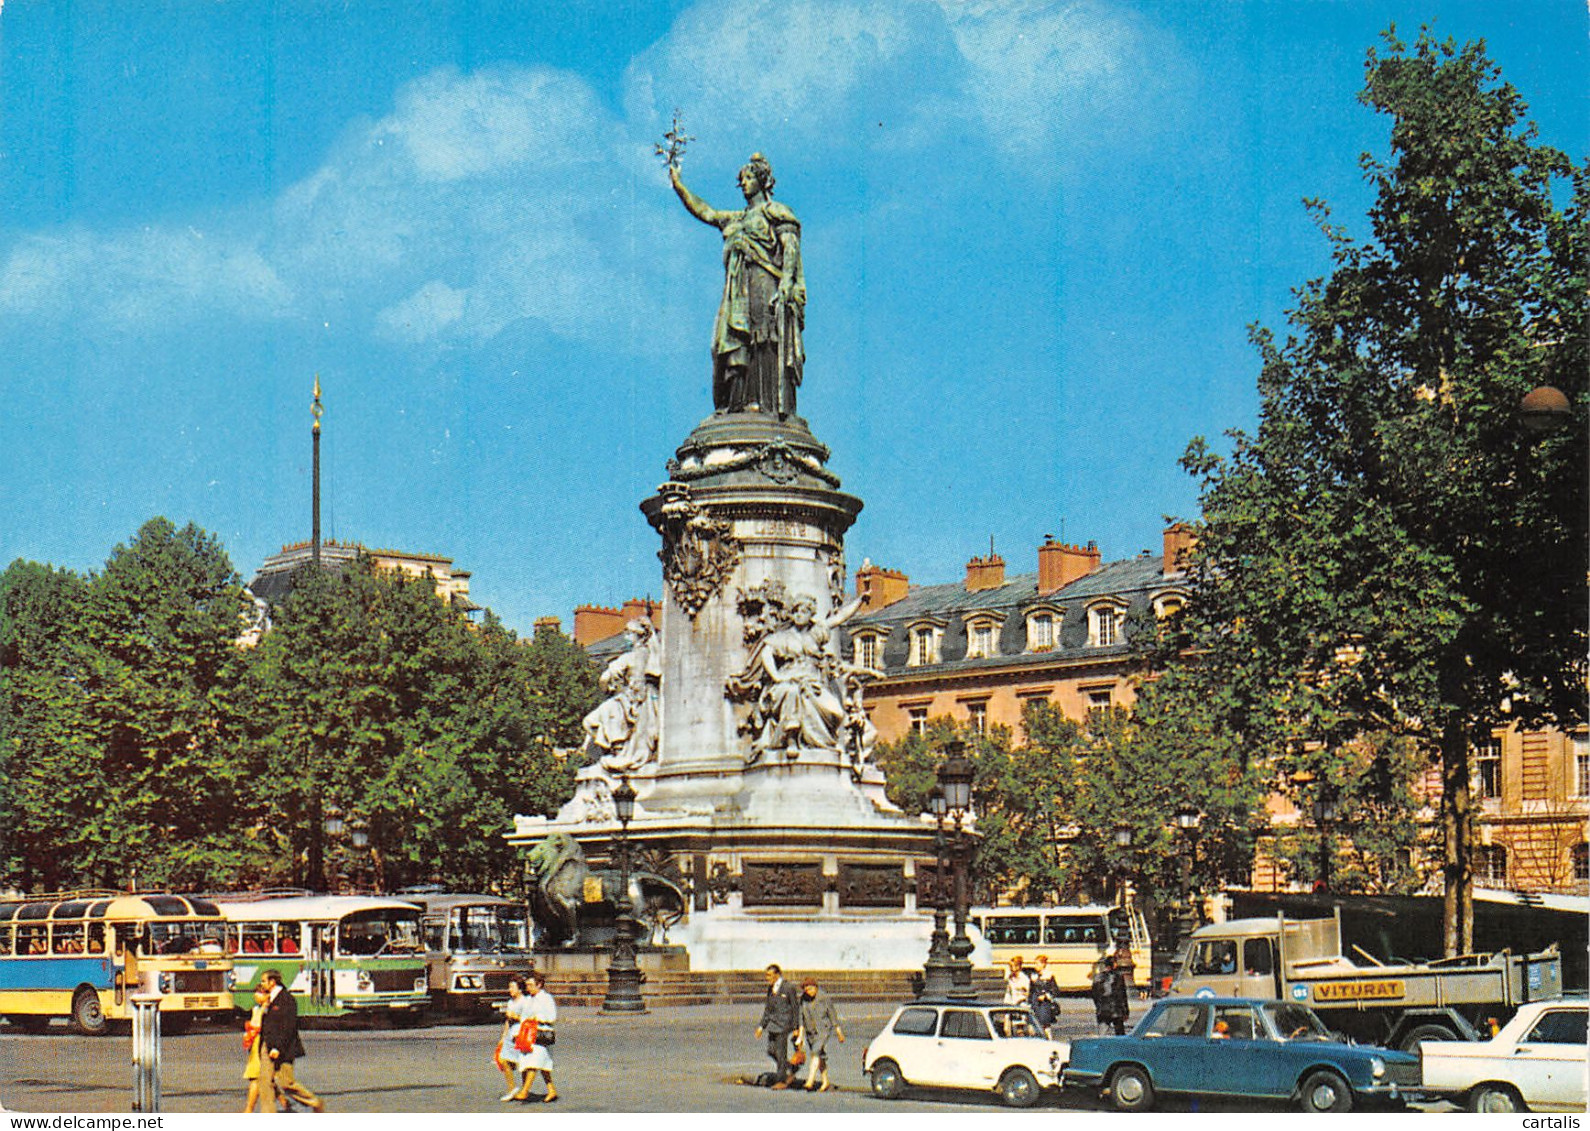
[312,373,324,433]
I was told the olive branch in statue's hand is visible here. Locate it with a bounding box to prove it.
[654,109,694,169]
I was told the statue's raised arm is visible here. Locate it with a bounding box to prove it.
[668,151,805,417]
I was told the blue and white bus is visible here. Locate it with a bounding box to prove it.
[0,892,233,1034]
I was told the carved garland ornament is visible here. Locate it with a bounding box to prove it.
[655,483,741,618]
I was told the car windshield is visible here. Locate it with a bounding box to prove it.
[1264,1003,1333,1041]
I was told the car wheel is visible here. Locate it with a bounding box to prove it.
[998,1066,1041,1109]
[1397,1024,1456,1053]
[71,987,107,1036]
[1109,1065,1155,1112]
[1468,1084,1526,1113]
[1297,1069,1353,1113]
[869,1059,905,1100]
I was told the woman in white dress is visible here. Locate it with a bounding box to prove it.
[496,975,532,1101]
[516,972,558,1103]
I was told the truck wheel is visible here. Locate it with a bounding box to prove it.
[869,1059,905,1100]
[1297,1069,1353,1113]
[1109,1065,1155,1112]
[1397,1024,1456,1053]
[71,987,107,1035]
[997,1066,1041,1108]
[1468,1084,1526,1113]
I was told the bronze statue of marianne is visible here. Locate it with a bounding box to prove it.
[670,154,805,417]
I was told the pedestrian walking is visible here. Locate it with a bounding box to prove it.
[1003,955,1031,1006]
[241,985,281,1113]
[495,974,532,1102]
[1028,954,1060,1036]
[258,968,325,1114]
[795,977,844,1091]
[754,963,802,1088]
[1090,953,1130,1036]
[507,972,558,1103]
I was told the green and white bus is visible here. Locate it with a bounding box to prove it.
[214,894,428,1020]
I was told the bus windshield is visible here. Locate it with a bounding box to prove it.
[338,909,422,957]
[449,906,530,953]
[140,920,226,957]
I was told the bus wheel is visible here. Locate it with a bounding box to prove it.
[71,988,107,1035]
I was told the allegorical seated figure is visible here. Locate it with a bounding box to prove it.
[580,619,661,776]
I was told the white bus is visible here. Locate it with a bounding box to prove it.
[971,904,1151,991]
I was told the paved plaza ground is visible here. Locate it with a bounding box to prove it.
[0,1001,1454,1115]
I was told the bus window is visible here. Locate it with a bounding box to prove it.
[1188,939,1238,976]
[984,916,1040,946]
[86,922,105,954]
[18,925,46,955]
[1044,915,1106,945]
[0,927,11,956]
[237,922,277,954]
[52,923,87,954]
[424,921,446,952]
[278,926,301,955]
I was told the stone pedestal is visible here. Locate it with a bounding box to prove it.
[511,412,966,971]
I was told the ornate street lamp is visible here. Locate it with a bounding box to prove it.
[1173,804,1203,959]
[920,784,954,998]
[1113,822,1132,907]
[938,743,978,1001]
[601,778,646,1013]
[1313,792,1338,893]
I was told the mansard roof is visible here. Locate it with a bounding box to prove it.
[847,552,1187,675]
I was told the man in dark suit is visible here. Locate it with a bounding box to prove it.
[754,963,802,1088]
[259,968,326,1113]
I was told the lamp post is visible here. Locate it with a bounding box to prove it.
[939,743,977,1001]
[1113,823,1133,907]
[318,804,346,892]
[1173,804,1203,956]
[602,778,646,1013]
[920,784,954,998]
[1313,792,1338,893]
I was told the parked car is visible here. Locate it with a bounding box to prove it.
[862,1000,1068,1107]
[1063,996,1420,1112]
[1421,996,1588,1112]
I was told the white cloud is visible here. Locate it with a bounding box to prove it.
[0,225,292,326]
[376,280,468,343]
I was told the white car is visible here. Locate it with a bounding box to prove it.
[862,1000,1069,1108]
[1421,996,1588,1112]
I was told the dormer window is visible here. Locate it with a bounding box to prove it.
[852,631,883,671]
[1152,593,1186,620]
[1088,601,1126,648]
[961,611,1005,660]
[907,622,943,667]
[1025,605,1062,652]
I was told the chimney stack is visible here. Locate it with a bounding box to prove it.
[1037,535,1101,595]
[621,597,662,628]
[1163,523,1197,575]
[964,553,1006,592]
[855,560,909,610]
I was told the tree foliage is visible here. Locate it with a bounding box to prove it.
[0,521,596,895]
[1174,29,1586,951]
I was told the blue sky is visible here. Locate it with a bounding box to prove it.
[1,1,1584,635]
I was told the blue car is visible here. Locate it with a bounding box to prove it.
[1063,996,1420,1112]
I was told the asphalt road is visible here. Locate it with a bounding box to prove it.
[0,1003,1455,1115]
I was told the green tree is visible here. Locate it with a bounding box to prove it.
[1179,29,1586,952]
[243,559,591,893]
[874,715,1072,905]
[0,559,94,889]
